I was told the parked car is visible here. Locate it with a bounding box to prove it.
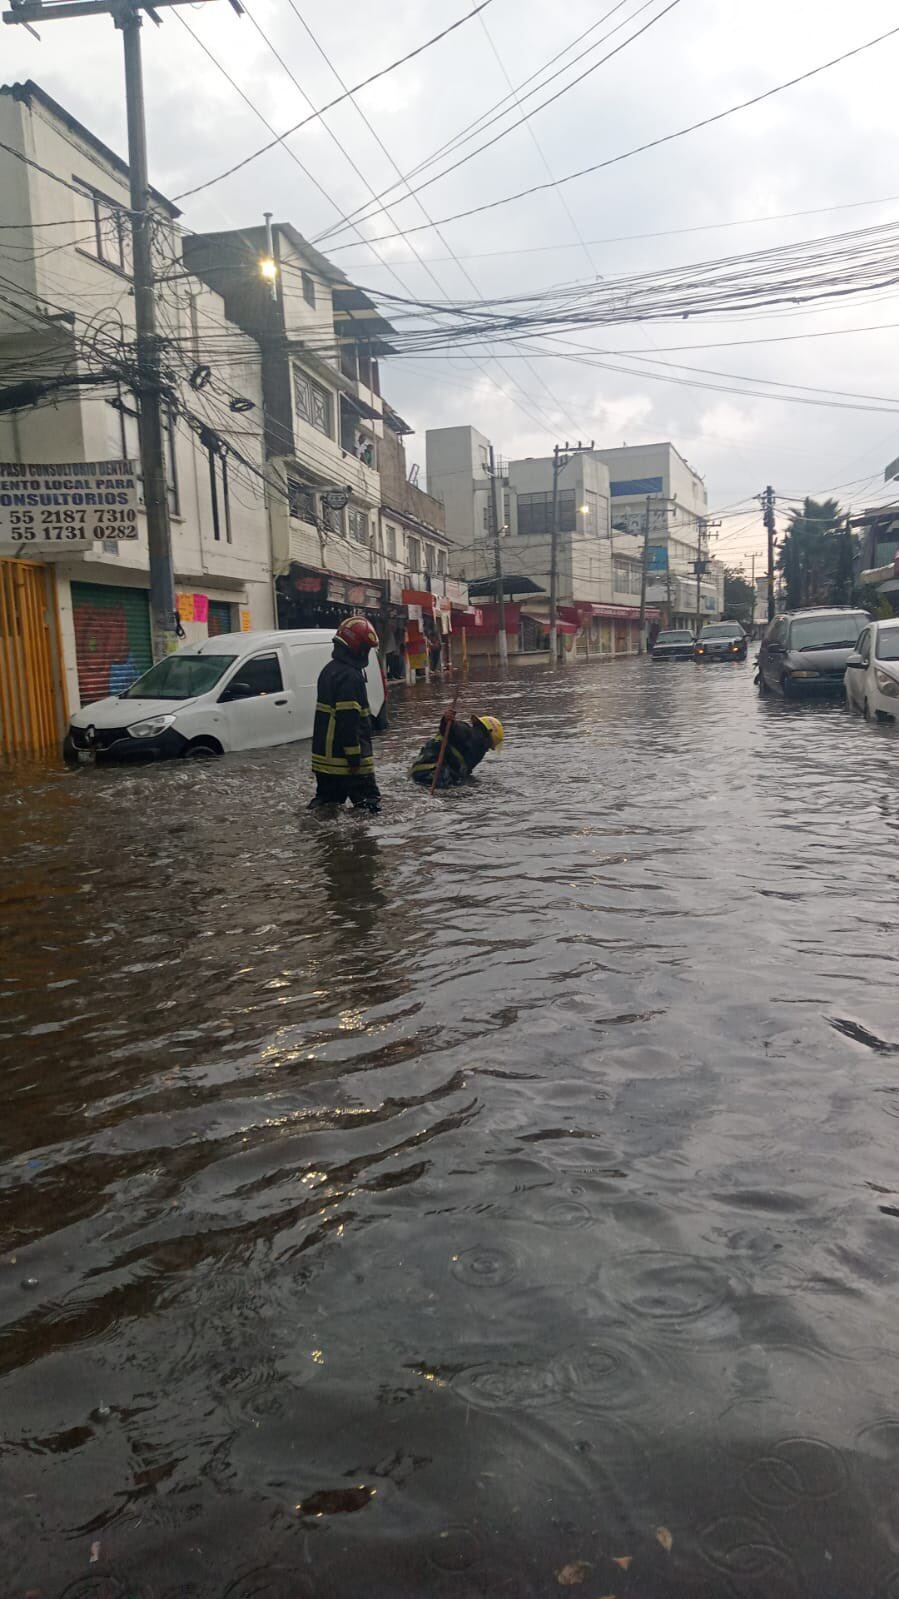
[694,621,748,661]
[757,608,870,699]
[63,629,387,764]
[651,628,696,661]
[843,617,899,721]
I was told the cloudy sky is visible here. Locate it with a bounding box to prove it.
[7,0,899,566]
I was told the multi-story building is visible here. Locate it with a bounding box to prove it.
[0,81,275,751]
[182,223,390,632]
[426,425,655,659]
[594,442,722,627]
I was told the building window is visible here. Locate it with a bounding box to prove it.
[479,445,489,470]
[407,535,421,572]
[613,558,642,596]
[424,544,434,574]
[348,507,370,545]
[437,549,447,575]
[293,367,332,437]
[107,387,178,515]
[287,477,317,524]
[301,270,316,308]
[76,181,129,273]
[517,490,575,536]
[385,523,397,561]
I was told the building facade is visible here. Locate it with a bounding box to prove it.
[0,81,275,752]
[594,442,722,628]
[426,425,660,660]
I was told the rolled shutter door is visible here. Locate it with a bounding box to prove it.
[70,582,152,706]
[207,600,233,636]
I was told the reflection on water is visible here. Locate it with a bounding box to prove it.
[2,658,899,1596]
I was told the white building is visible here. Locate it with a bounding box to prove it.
[592,442,721,627]
[426,425,653,658]
[0,80,274,748]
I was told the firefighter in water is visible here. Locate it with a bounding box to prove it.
[410,713,504,788]
[310,617,381,813]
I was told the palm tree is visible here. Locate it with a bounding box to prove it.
[777,498,845,608]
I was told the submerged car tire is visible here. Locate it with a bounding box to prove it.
[183,738,223,760]
[756,668,768,695]
[781,675,796,700]
[863,699,871,722]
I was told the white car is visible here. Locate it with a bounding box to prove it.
[844,618,899,721]
[63,629,386,764]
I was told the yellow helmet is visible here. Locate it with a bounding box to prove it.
[473,714,504,750]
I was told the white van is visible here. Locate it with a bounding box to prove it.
[63,629,387,764]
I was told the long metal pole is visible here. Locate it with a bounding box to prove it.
[548,443,562,663]
[694,519,704,632]
[637,492,651,652]
[488,442,509,668]
[119,8,177,660]
[764,484,776,621]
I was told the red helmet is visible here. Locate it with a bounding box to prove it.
[335,616,379,657]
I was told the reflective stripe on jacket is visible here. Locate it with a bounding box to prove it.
[312,645,375,776]
[410,720,491,785]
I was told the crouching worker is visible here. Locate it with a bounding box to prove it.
[410,713,504,788]
[310,617,381,813]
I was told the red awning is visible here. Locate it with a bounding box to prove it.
[522,611,578,635]
[401,588,435,611]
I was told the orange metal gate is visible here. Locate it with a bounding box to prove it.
[0,559,64,757]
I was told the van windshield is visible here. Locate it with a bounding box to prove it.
[121,655,236,700]
[790,614,866,651]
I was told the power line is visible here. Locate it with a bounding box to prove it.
[333,192,899,269]
[273,0,587,434]
[317,23,899,249]
[314,0,684,244]
[472,3,602,278]
[171,0,496,201]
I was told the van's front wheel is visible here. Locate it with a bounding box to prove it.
[183,737,223,760]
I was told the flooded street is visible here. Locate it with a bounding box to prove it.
[3,655,899,1598]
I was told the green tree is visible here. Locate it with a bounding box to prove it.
[723,566,755,626]
[777,498,850,608]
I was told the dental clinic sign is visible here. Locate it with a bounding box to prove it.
[0,460,139,551]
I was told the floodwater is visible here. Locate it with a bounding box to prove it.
[2,656,899,1598]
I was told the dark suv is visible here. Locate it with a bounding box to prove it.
[757,607,870,698]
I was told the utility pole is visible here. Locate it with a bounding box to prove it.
[488,442,508,668]
[637,492,652,652]
[549,438,593,664]
[3,0,241,661]
[694,520,705,632]
[763,484,777,621]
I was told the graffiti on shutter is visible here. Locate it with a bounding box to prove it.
[71,583,152,706]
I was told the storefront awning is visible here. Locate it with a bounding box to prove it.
[522,612,578,635]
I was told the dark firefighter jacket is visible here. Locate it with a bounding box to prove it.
[410,718,492,787]
[312,643,375,777]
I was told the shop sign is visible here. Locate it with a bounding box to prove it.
[0,459,139,550]
[294,574,323,594]
[240,609,252,632]
[328,578,348,604]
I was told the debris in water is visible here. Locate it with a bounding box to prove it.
[89,1540,101,1564]
[21,1278,38,1290]
[556,1561,590,1585]
[296,1485,374,1516]
[613,1555,632,1570]
[656,1526,673,1552]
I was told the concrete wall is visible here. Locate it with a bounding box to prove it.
[379,425,446,536]
[425,424,492,569]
